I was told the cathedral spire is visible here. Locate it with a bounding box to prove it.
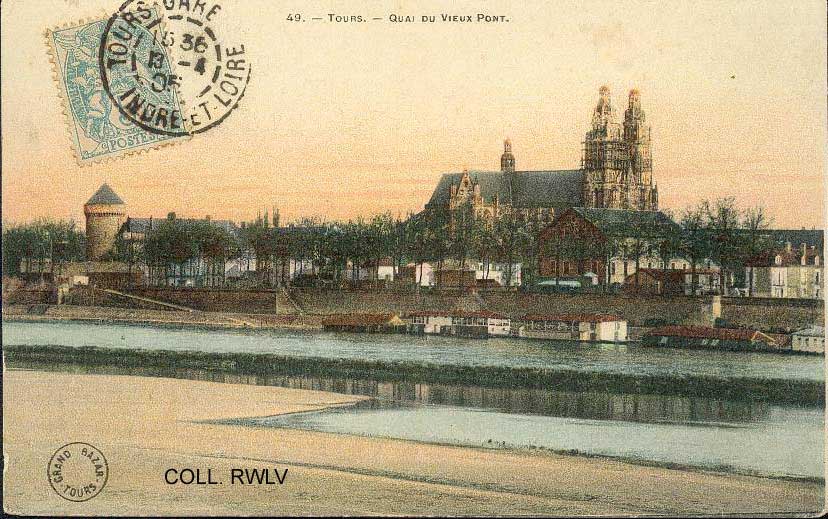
[591,85,620,139]
[500,138,515,173]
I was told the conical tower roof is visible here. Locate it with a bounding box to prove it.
[85,183,124,205]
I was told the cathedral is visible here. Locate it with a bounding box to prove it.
[426,86,659,223]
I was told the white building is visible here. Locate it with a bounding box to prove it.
[344,259,396,282]
[520,314,628,342]
[473,261,522,287]
[745,244,822,299]
[407,311,511,338]
[791,326,825,353]
[608,255,720,286]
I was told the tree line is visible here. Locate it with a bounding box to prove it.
[1,198,778,294]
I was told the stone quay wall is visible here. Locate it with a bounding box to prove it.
[47,285,823,333]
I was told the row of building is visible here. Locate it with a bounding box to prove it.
[320,311,824,353]
[66,85,823,298]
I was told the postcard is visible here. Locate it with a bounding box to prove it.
[2,0,826,516]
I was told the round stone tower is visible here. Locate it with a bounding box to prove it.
[84,183,126,261]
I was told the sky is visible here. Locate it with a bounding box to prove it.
[2,0,826,228]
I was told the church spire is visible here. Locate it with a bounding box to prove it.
[500,138,515,173]
[591,85,620,139]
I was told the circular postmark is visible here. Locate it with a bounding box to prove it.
[47,442,109,502]
[98,0,251,136]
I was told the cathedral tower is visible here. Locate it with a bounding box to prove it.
[500,138,515,173]
[582,86,657,210]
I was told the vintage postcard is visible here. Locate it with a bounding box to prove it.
[2,0,826,516]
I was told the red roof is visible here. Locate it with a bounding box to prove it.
[322,313,401,326]
[645,325,776,344]
[407,310,508,320]
[523,313,623,323]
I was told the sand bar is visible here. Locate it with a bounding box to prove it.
[2,370,823,516]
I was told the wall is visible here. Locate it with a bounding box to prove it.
[3,288,55,305]
[482,292,719,326]
[124,287,280,313]
[52,285,825,333]
[721,297,823,333]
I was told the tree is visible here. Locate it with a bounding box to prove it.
[421,209,451,288]
[651,224,681,294]
[143,219,199,286]
[618,220,652,289]
[2,219,85,280]
[704,197,743,295]
[741,206,773,297]
[448,201,483,288]
[491,210,525,287]
[678,203,712,296]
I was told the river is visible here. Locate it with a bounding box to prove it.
[3,320,824,381]
[3,320,825,479]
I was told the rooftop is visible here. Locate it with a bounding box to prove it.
[645,325,776,344]
[85,184,125,206]
[427,169,584,210]
[793,326,824,337]
[407,310,508,320]
[569,207,680,238]
[523,313,623,323]
[321,313,402,326]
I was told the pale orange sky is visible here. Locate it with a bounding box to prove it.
[2,0,826,228]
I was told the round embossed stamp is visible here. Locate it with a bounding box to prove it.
[47,442,109,502]
[98,0,250,136]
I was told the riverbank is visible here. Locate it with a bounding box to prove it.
[3,370,822,515]
[2,304,323,331]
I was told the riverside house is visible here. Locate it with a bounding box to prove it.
[519,314,628,342]
[791,326,825,354]
[406,311,512,338]
[321,313,405,333]
[643,326,779,352]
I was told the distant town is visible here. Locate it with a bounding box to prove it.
[2,86,824,354]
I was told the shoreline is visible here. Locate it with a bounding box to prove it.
[3,306,819,357]
[2,304,323,331]
[3,370,823,515]
[217,403,823,485]
[4,343,824,406]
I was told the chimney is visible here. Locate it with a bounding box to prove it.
[205,215,211,222]
[167,212,176,220]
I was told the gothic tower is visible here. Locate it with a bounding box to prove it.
[500,138,515,173]
[623,88,657,210]
[500,138,518,207]
[582,86,657,210]
[582,86,625,209]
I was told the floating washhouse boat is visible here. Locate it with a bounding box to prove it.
[322,313,406,333]
[642,325,779,352]
[791,326,825,354]
[519,314,628,342]
[406,311,511,338]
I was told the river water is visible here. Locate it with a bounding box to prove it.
[3,320,824,381]
[4,320,825,478]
